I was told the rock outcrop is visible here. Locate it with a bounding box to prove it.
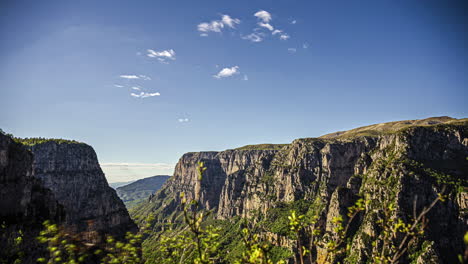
[0,134,137,263]
[133,117,468,263]
[29,141,137,243]
[0,133,65,263]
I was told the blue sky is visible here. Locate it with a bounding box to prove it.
[1,0,467,182]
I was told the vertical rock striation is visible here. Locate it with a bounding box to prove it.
[0,134,64,263]
[134,118,468,263]
[29,141,137,244]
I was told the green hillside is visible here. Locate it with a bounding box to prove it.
[116,175,170,209]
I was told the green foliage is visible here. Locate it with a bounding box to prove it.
[13,137,83,146]
[36,157,456,264]
[259,199,317,237]
[36,220,89,264]
[0,222,24,264]
[36,219,146,264]
[404,159,467,194]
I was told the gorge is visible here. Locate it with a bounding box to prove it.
[1,116,467,263]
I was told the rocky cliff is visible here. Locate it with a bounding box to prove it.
[133,117,468,263]
[0,133,65,263]
[0,134,138,263]
[28,140,137,243]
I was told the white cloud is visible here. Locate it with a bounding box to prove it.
[291,20,297,24]
[243,74,248,81]
[138,75,151,80]
[130,92,160,98]
[288,48,297,53]
[114,84,124,88]
[221,15,240,28]
[250,10,290,42]
[120,75,140,79]
[214,66,240,79]
[147,49,176,63]
[178,118,190,123]
[254,10,272,23]
[198,20,224,33]
[120,74,151,80]
[131,86,141,91]
[258,22,274,31]
[303,43,309,49]
[272,29,282,35]
[242,33,264,42]
[279,34,290,40]
[197,14,240,35]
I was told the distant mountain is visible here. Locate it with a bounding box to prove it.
[109,181,135,189]
[116,175,171,209]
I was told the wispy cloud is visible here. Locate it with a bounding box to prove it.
[243,74,249,81]
[120,74,151,80]
[214,66,240,79]
[178,118,190,123]
[221,15,241,28]
[258,22,274,31]
[130,92,160,98]
[114,84,124,88]
[248,10,290,42]
[279,34,290,40]
[288,48,297,53]
[120,75,140,79]
[254,10,272,23]
[131,86,141,91]
[291,20,297,24]
[139,75,151,80]
[272,30,289,41]
[254,10,274,32]
[303,43,309,49]
[147,49,176,63]
[242,33,264,43]
[197,14,240,35]
[272,29,282,35]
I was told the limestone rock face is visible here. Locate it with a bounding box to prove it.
[0,134,64,264]
[136,120,467,263]
[29,141,137,243]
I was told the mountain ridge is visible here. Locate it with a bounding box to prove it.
[131,117,467,263]
[116,175,170,209]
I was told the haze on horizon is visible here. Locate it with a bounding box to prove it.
[1,0,467,182]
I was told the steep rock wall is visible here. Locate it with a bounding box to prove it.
[29,141,137,244]
[0,134,65,264]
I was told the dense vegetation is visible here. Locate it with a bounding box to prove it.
[12,137,84,146]
[129,159,467,264]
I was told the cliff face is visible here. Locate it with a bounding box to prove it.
[134,118,467,263]
[0,134,64,263]
[29,141,137,243]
